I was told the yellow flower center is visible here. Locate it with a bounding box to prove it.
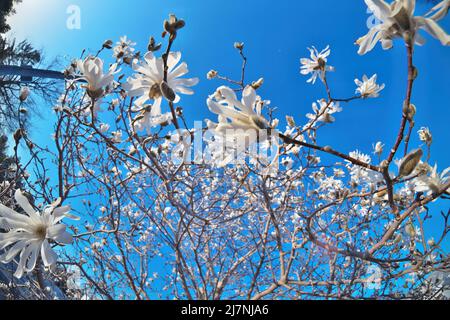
[34,224,47,240]
[149,83,162,100]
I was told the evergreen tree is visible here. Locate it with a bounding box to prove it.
[0,0,22,35]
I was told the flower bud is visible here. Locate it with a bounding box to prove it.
[164,14,185,34]
[19,87,30,102]
[13,128,24,143]
[160,81,176,102]
[148,37,162,52]
[207,70,218,80]
[102,40,113,49]
[398,148,423,178]
[373,141,384,156]
[286,116,296,127]
[251,77,264,90]
[234,42,244,50]
[403,103,416,121]
[405,223,416,237]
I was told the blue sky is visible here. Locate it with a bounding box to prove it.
[7,0,450,256]
[8,0,450,166]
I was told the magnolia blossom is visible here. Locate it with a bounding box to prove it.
[358,0,450,55]
[347,150,383,186]
[306,99,342,124]
[113,36,136,61]
[414,164,450,195]
[99,123,110,133]
[126,51,198,128]
[76,57,118,99]
[355,74,385,98]
[205,86,278,168]
[207,86,271,134]
[0,190,76,278]
[133,105,172,133]
[418,127,432,146]
[373,141,385,156]
[207,70,218,80]
[300,45,334,84]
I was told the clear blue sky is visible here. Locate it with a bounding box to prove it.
[9,0,450,165]
[8,0,450,251]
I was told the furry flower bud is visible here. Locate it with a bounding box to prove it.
[160,81,176,102]
[102,40,114,49]
[398,148,423,178]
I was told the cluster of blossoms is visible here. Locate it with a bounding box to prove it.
[1,1,450,299]
[305,99,342,125]
[112,36,137,62]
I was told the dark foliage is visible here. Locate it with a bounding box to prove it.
[0,0,22,35]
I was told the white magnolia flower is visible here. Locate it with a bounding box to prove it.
[99,123,110,133]
[347,150,383,186]
[281,157,294,169]
[111,130,123,143]
[113,36,136,60]
[76,57,118,99]
[300,45,334,84]
[207,70,218,80]
[207,86,271,134]
[206,86,279,168]
[358,0,450,55]
[414,164,450,195]
[418,127,432,146]
[133,106,172,132]
[0,190,77,278]
[373,141,385,156]
[355,74,385,98]
[306,99,342,124]
[126,51,198,128]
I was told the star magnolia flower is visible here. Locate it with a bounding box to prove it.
[347,150,383,185]
[206,85,271,134]
[133,105,172,133]
[418,127,432,146]
[373,141,385,156]
[300,45,335,84]
[306,99,342,124]
[77,57,118,99]
[414,164,450,195]
[0,190,77,278]
[113,36,136,60]
[357,0,450,55]
[126,51,199,128]
[355,74,385,98]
